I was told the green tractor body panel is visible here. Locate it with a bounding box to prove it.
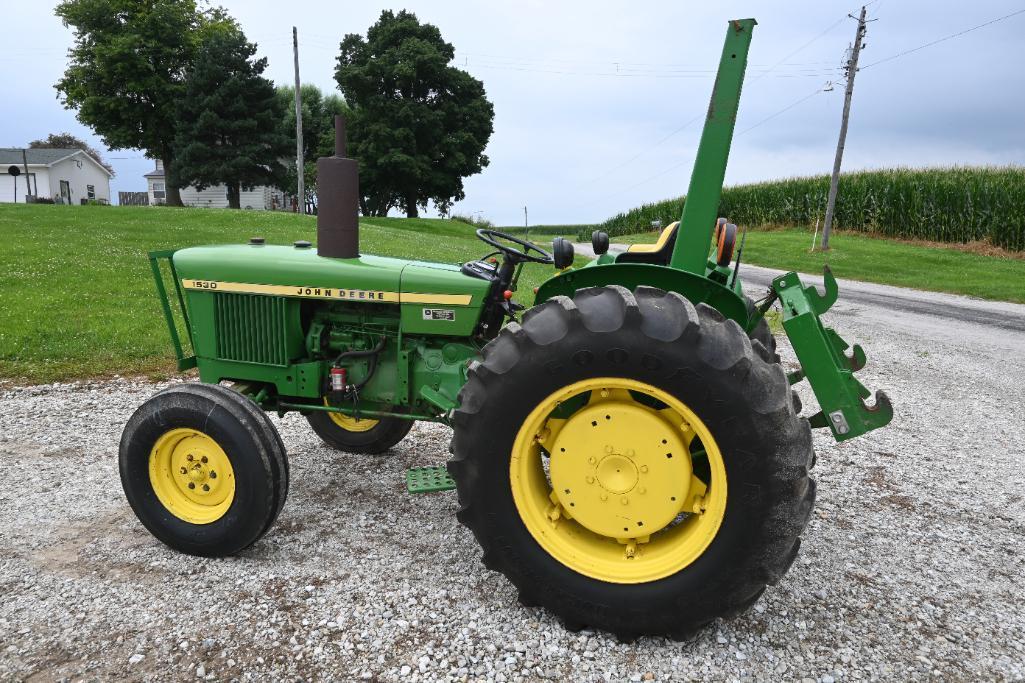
[145,16,890,444]
[671,18,755,275]
[160,244,488,417]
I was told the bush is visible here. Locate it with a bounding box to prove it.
[451,213,495,229]
[593,166,1025,251]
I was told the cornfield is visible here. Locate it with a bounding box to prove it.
[590,167,1025,251]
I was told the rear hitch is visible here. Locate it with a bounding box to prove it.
[773,266,893,442]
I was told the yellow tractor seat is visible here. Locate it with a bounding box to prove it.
[615,222,679,265]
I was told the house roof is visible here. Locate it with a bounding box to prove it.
[144,169,165,179]
[0,148,114,177]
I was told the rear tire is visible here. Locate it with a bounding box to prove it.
[306,409,413,455]
[119,383,289,557]
[449,286,815,639]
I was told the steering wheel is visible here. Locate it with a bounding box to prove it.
[476,229,554,264]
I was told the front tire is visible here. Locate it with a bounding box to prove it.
[448,286,815,639]
[120,383,289,557]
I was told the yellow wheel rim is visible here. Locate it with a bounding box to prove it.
[148,428,236,524]
[510,378,727,584]
[324,398,379,432]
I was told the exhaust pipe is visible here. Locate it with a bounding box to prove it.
[316,115,360,258]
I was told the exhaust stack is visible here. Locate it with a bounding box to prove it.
[316,115,360,258]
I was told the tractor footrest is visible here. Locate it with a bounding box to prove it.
[406,466,456,494]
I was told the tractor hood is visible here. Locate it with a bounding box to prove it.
[172,243,491,309]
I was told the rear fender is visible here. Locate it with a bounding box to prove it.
[533,262,749,327]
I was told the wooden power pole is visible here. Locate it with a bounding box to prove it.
[821,5,867,251]
[292,26,305,214]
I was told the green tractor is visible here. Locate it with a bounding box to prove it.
[121,18,891,639]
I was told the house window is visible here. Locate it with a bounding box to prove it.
[87,185,96,200]
[153,182,165,201]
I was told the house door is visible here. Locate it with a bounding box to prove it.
[59,180,71,204]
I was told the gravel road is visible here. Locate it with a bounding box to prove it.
[2,280,1024,682]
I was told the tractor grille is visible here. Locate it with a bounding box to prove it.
[214,293,288,366]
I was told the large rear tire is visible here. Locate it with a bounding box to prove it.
[448,286,815,639]
[120,383,289,557]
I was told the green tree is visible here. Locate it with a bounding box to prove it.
[54,0,221,206]
[275,84,349,211]
[335,10,494,218]
[28,132,115,176]
[171,27,290,209]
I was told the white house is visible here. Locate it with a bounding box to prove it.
[145,160,289,210]
[0,148,112,204]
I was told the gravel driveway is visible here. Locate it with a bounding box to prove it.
[2,281,1024,682]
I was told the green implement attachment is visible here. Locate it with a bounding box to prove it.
[772,266,893,441]
[406,466,457,494]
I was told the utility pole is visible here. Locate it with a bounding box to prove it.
[292,26,305,214]
[22,149,30,200]
[821,5,867,251]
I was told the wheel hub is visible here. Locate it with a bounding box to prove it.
[549,397,693,540]
[149,428,235,524]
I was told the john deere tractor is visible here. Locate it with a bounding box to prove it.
[121,18,891,639]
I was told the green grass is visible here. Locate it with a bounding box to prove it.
[596,166,1025,250]
[615,227,1025,303]
[0,205,560,384]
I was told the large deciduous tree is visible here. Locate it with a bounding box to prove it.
[335,10,494,218]
[55,0,216,206]
[275,84,349,211]
[171,27,290,210]
[29,133,115,176]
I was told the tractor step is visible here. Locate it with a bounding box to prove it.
[406,466,456,494]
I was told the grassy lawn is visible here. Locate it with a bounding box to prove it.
[0,205,560,384]
[615,227,1025,303]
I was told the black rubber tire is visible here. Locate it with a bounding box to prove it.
[119,383,289,557]
[448,285,815,639]
[744,295,780,364]
[306,410,413,455]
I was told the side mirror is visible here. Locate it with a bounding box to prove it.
[552,237,575,269]
[591,230,609,256]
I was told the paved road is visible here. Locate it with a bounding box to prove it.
[574,242,1025,351]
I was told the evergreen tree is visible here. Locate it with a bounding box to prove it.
[172,27,290,209]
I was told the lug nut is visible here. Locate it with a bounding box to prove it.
[209,471,217,479]
[201,456,208,463]
[186,454,193,461]
[202,484,210,492]
[179,467,187,475]
[188,482,195,489]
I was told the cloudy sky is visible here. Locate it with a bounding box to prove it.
[5,0,1024,225]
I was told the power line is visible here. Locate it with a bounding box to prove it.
[574,112,705,190]
[736,84,829,136]
[752,16,847,81]
[861,7,1025,70]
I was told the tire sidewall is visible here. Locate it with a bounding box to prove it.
[120,392,276,556]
